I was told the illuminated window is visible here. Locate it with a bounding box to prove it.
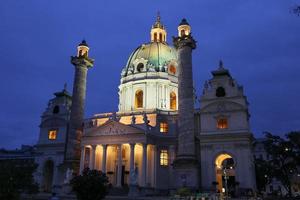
[180,29,185,37]
[160,150,168,166]
[48,130,57,140]
[135,90,143,108]
[217,118,228,129]
[169,65,176,75]
[170,92,176,110]
[160,122,168,133]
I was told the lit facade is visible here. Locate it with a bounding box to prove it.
[33,15,256,196]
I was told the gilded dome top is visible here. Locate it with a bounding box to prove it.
[121,42,177,77]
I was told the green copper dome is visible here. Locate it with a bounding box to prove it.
[121,42,177,77]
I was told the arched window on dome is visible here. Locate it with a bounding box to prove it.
[137,63,144,72]
[154,33,157,42]
[170,92,176,110]
[135,90,143,109]
[159,33,162,42]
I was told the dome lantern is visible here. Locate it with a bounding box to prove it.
[150,12,167,43]
[77,40,89,57]
[178,18,191,37]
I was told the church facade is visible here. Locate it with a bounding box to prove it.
[34,16,256,196]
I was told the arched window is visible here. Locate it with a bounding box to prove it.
[159,33,162,42]
[216,87,226,97]
[170,92,176,110]
[180,29,186,37]
[135,90,143,108]
[137,63,144,72]
[154,33,157,42]
[53,105,60,114]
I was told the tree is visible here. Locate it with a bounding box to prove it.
[0,159,38,200]
[291,5,300,16]
[254,158,272,194]
[261,131,300,197]
[70,168,109,200]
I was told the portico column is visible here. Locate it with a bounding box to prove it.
[89,145,96,169]
[117,144,123,187]
[129,143,135,184]
[102,144,107,173]
[79,146,85,173]
[141,143,147,187]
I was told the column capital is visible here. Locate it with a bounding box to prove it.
[173,35,196,50]
[90,144,97,149]
[129,143,136,148]
[101,144,108,149]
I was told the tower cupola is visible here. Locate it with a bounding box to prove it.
[150,13,167,43]
[178,18,191,37]
[77,40,89,57]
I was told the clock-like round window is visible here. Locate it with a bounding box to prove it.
[169,65,176,75]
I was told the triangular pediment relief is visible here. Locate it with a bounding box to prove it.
[84,120,144,136]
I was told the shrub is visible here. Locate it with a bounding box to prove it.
[70,168,109,200]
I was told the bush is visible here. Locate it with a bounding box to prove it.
[0,159,38,200]
[176,187,192,197]
[70,168,109,200]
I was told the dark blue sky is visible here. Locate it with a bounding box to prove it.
[1,1,299,149]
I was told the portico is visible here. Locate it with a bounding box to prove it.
[79,118,158,187]
[79,142,156,187]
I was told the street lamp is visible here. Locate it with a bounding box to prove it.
[223,168,229,200]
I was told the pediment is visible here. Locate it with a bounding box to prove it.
[84,120,144,136]
[201,101,245,113]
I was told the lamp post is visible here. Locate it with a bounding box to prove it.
[223,168,229,200]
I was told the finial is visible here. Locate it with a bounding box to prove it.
[79,39,88,47]
[179,18,189,26]
[157,11,161,22]
[219,60,224,69]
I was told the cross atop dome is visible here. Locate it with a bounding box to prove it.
[150,12,167,43]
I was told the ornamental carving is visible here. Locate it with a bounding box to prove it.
[173,35,197,49]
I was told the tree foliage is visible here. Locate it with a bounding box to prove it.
[0,159,38,200]
[256,131,300,196]
[292,5,300,16]
[70,168,109,200]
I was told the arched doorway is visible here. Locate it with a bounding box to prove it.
[215,154,236,197]
[43,160,54,192]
